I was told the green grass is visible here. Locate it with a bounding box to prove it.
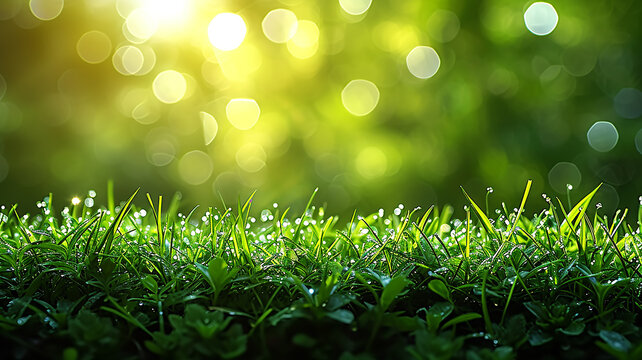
[1,183,641,359]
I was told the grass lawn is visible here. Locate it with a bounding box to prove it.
[1,182,641,359]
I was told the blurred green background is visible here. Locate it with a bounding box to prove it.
[0,0,640,216]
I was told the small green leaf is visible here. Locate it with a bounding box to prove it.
[380,276,409,311]
[424,302,454,332]
[528,328,553,346]
[141,275,158,294]
[442,313,481,329]
[557,321,585,336]
[428,279,450,302]
[523,302,547,321]
[326,309,354,324]
[599,330,632,353]
[208,257,228,291]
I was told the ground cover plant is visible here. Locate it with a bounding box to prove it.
[1,182,641,359]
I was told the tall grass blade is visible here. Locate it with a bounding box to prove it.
[461,187,500,240]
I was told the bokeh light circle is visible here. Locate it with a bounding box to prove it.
[427,10,460,43]
[587,121,618,152]
[200,111,219,145]
[287,20,320,59]
[126,8,157,41]
[121,46,144,74]
[341,80,380,116]
[0,2,21,21]
[208,13,246,51]
[548,162,581,194]
[635,129,642,155]
[131,99,160,125]
[153,70,187,104]
[76,31,112,64]
[178,150,213,185]
[524,2,558,36]
[356,146,387,179]
[262,9,298,44]
[236,143,267,172]
[406,46,441,79]
[29,0,64,21]
[614,88,642,119]
[226,99,260,130]
[339,0,373,16]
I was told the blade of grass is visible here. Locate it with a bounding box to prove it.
[461,187,500,241]
[506,180,532,242]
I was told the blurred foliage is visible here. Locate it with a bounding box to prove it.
[0,0,640,216]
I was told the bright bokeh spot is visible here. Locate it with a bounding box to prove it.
[262,9,298,44]
[406,46,441,79]
[178,150,213,185]
[614,88,642,119]
[287,20,320,59]
[71,197,81,206]
[200,111,218,145]
[146,0,189,22]
[548,162,581,194]
[356,146,387,179]
[341,80,380,116]
[226,99,260,130]
[76,31,112,64]
[236,143,267,172]
[587,121,618,152]
[126,7,158,40]
[152,70,187,104]
[339,0,372,16]
[29,0,64,21]
[524,2,558,36]
[208,13,246,51]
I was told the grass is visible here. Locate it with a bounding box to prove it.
[0,182,641,359]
